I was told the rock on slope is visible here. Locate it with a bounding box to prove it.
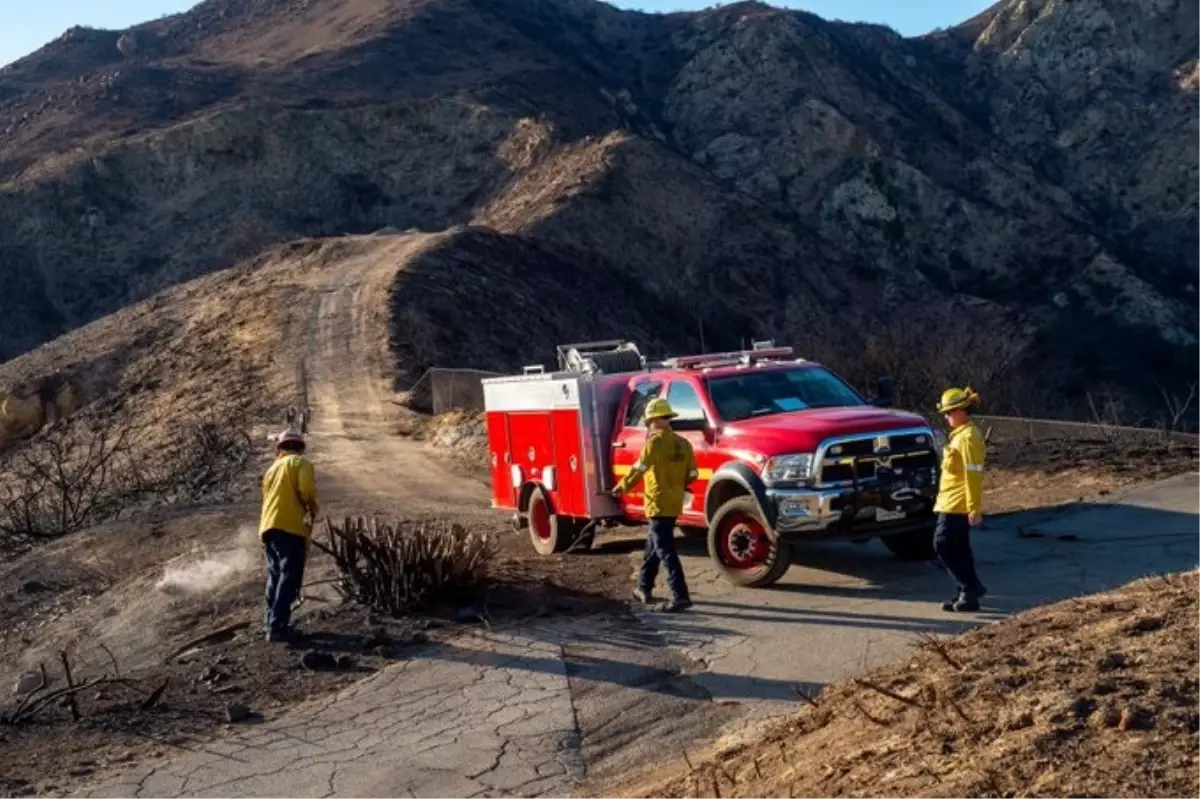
[0,0,1194,416]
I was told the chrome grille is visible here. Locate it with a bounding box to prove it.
[813,428,937,487]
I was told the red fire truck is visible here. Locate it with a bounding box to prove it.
[481,340,942,588]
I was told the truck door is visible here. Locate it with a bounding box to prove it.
[611,379,662,520]
[486,411,515,509]
[665,378,718,526]
[506,411,556,504]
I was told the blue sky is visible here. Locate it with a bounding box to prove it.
[1,0,994,68]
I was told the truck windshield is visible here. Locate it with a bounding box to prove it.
[705,367,865,421]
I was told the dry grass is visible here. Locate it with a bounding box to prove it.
[619,571,1200,799]
[985,434,1198,513]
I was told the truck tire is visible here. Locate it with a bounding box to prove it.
[763,540,793,585]
[881,525,937,560]
[526,486,583,556]
[707,496,791,588]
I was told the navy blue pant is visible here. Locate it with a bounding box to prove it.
[264,530,306,633]
[640,517,690,601]
[933,513,983,596]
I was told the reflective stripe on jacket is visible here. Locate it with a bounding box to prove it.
[259,454,320,539]
[933,421,986,515]
[616,429,698,518]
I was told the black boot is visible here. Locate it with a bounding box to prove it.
[658,597,693,613]
[942,592,981,612]
[632,587,654,605]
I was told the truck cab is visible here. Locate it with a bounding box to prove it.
[482,340,940,588]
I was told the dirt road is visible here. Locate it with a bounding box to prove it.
[300,234,491,519]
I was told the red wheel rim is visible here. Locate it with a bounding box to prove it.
[530,495,552,541]
[717,512,772,570]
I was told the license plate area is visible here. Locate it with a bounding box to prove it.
[876,507,907,522]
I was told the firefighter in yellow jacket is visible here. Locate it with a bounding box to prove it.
[612,398,698,613]
[933,387,987,612]
[259,428,320,641]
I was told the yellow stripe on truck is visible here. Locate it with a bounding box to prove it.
[615,465,713,479]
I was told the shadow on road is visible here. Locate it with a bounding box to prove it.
[745,500,1195,606]
[680,601,999,633]
[415,633,818,705]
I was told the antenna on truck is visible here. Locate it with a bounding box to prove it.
[557,340,645,375]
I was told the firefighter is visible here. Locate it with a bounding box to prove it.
[612,397,698,613]
[259,428,320,641]
[932,387,987,612]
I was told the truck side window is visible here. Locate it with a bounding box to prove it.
[666,381,706,422]
[625,381,663,427]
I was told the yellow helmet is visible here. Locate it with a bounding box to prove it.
[936,387,980,414]
[643,397,678,422]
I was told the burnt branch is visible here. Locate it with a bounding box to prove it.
[915,632,963,671]
[320,516,497,616]
[1,644,153,725]
[792,683,821,707]
[853,677,925,708]
[1159,381,1198,435]
[139,678,170,711]
[0,410,253,552]
[59,651,80,721]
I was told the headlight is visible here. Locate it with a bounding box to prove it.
[931,428,947,456]
[762,453,813,485]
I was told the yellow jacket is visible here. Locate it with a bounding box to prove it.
[616,429,698,518]
[934,421,986,515]
[259,454,320,540]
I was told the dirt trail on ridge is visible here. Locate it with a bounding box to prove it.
[300,233,491,521]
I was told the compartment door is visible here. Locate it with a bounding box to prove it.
[486,412,515,509]
[551,409,586,517]
[506,411,556,504]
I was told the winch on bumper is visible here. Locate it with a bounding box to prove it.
[768,464,937,537]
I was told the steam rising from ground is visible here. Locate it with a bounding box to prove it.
[156,524,259,595]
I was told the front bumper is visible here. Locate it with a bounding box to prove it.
[768,480,936,538]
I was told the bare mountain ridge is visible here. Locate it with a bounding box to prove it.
[0,0,1195,418]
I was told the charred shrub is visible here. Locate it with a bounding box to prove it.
[318,517,497,615]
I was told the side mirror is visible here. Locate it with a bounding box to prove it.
[673,417,713,435]
[872,376,894,408]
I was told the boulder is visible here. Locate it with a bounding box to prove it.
[116,34,138,57]
[13,671,45,695]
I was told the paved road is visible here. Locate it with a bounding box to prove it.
[634,472,1200,717]
[80,474,1197,797]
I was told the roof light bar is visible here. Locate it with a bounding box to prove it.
[665,346,795,369]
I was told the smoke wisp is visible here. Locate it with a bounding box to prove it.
[156,524,259,595]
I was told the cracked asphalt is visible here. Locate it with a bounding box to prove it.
[78,474,1196,798]
[79,615,740,799]
[83,625,585,798]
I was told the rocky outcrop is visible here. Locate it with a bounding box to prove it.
[0,373,80,447]
[937,0,1199,281]
[0,0,1193,418]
